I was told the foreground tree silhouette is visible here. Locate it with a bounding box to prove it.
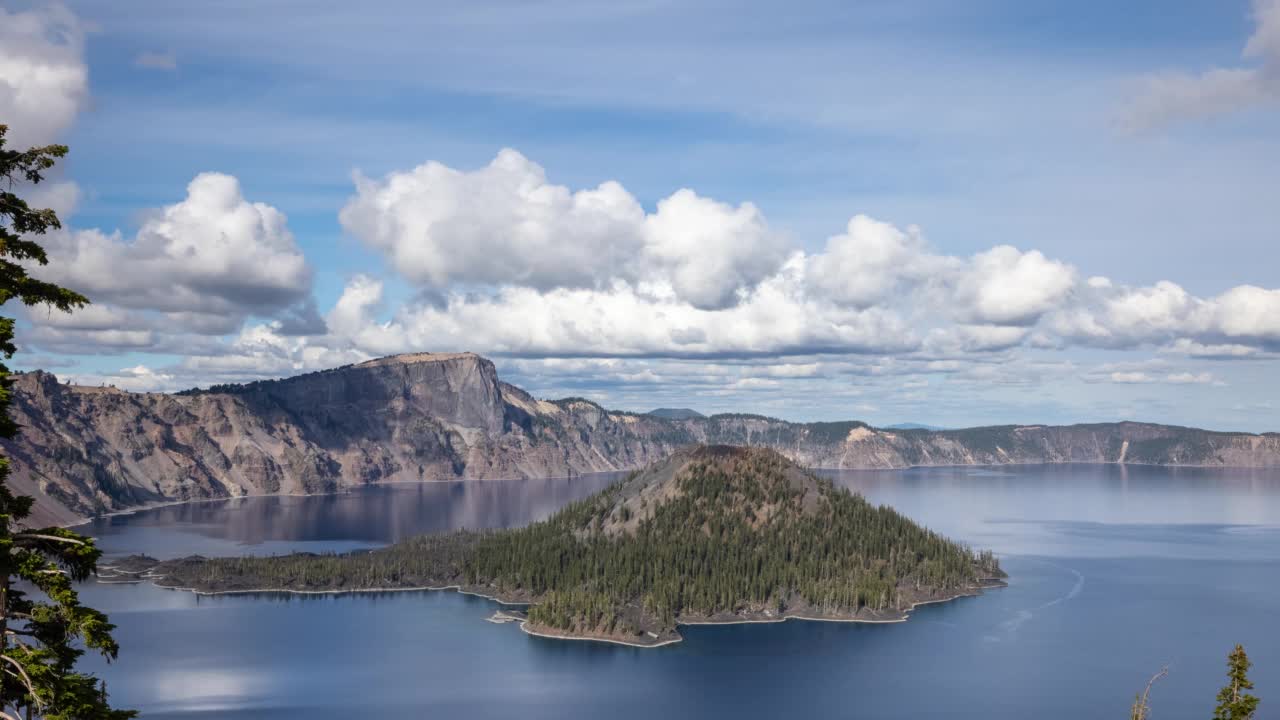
[0,124,134,718]
[1214,645,1260,720]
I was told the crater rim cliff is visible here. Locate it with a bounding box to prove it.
[5,351,1278,525]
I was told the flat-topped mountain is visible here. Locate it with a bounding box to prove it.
[119,446,1005,646]
[6,352,1279,524]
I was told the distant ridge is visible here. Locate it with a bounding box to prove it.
[647,408,706,420]
[4,351,1279,525]
[884,423,948,431]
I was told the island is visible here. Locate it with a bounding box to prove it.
[107,445,1005,647]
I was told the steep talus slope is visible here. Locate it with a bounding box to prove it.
[4,352,1278,524]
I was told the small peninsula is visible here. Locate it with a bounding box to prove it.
[110,446,1005,647]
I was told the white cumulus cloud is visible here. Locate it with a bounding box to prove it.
[340,149,646,294]
[953,246,1076,325]
[641,189,788,309]
[40,172,312,318]
[0,3,88,148]
[21,173,317,360]
[807,215,947,309]
[339,149,788,310]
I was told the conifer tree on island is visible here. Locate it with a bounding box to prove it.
[1214,645,1260,720]
[0,125,134,719]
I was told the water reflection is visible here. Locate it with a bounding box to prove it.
[88,473,624,559]
[827,463,1280,524]
[85,464,1280,563]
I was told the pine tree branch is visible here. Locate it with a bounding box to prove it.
[0,657,39,712]
[1,632,33,648]
[14,533,86,546]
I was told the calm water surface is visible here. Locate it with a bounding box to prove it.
[79,465,1280,719]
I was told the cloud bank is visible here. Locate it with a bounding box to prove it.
[25,149,1280,382]
[23,149,1276,411]
[324,151,1280,361]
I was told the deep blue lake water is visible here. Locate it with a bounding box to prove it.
[78,464,1280,719]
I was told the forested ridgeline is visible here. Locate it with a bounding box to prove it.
[133,532,482,594]
[126,446,1003,644]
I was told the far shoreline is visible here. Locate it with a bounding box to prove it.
[62,472,610,529]
[62,458,1262,529]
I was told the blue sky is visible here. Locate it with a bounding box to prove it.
[2,0,1278,430]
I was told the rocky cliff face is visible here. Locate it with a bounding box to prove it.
[5,352,1279,524]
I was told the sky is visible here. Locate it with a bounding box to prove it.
[0,0,1277,431]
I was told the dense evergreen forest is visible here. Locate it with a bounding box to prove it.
[130,446,1003,644]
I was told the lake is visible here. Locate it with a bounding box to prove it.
[78,464,1280,719]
